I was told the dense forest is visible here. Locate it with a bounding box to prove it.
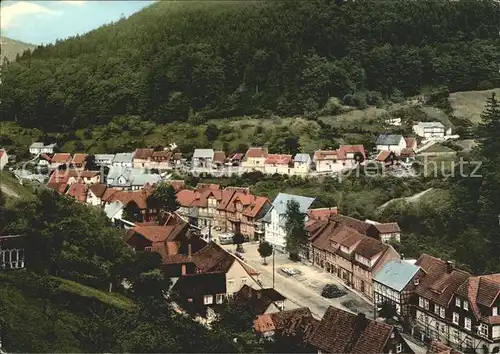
[1,0,499,131]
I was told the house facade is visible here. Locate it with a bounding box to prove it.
[373,260,424,318]
[412,122,446,139]
[94,154,115,166]
[133,148,154,169]
[264,193,315,252]
[112,153,134,168]
[71,153,87,170]
[313,145,365,173]
[50,153,72,169]
[241,147,268,172]
[263,154,293,175]
[293,153,312,176]
[150,150,172,170]
[192,149,214,168]
[376,135,406,154]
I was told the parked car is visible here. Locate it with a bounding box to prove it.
[280,267,302,276]
[321,284,347,299]
[219,232,234,245]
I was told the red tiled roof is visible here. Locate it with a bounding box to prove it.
[79,171,99,178]
[106,189,152,209]
[329,214,376,235]
[456,273,500,324]
[230,153,244,161]
[415,254,470,307]
[254,314,276,333]
[71,153,87,164]
[243,196,270,218]
[400,148,416,157]
[373,222,401,234]
[264,154,292,165]
[127,221,187,243]
[375,150,392,162]
[337,145,366,159]
[66,183,88,202]
[89,183,107,198]
[40,153,52,162]
[134,148,154,160]
[213,151,226,163]
[308,207,338,220]
[254,307,313,334]
[192,242,259,276]
[313,150,338,161]
[235,285,286,315]
[51,153,72,163]
[245,147,268,159]
[151,150,172,161]
[427,339,461,354]
[101,188,120,202]
[308,306,393,354]
[195,183,221,192]
[176,190,198,208]
[169,180,185,192]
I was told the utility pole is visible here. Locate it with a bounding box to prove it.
[208,220,212,243]
[272,246,275,289]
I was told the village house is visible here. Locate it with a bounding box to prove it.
[212,151,226,168]
[308,207,338,221]
[226,153,243,166]
[264,193,315,252]
[234,285,286,315]
[328,213,401,244]
[103,187,157,223]
[293,153,312,176]
[309,218,400,300]
[411,254,500,354]
[133,148,154,169]
[50,153,72,169]
[0,234,26,270]
[69,170,100,185]
[38,154,52,167]
[86,183,108,206]
[313,145,365,173]
[426,339,461,354]
[241,147,268,172]
[412,122,448,139]
[104,201,124,225]
[171,152,183,167]
[170,242,260,315]
[308,306,414,354]
[0,150,8,170]
[94,154,115,166]
[376,134,407,155]
[192,149,214,168]
[105,166,161,190]
[66,183,89,203]
[71,153,88,170]
[264,154,293,175]
[112,152,134,168]
[29,142,57,155]
[151,150,172,170]
[375,150,397,166]
[254,307,318,341]
[373,260,424,319]
[365,220,402,243]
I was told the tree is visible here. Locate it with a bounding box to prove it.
[257,241,273,265]
[233,232,245,253]
[378,300,398,322]
[149,182,180,213]
[205,123,219,141]
[123,201,143,222]
[284,199,307,259]
[84,154,98,171]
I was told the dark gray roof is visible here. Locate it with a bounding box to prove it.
[376,134,404,146]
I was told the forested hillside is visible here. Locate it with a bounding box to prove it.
[1,0,499,131]
[0,36,37,63]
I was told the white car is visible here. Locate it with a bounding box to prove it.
[281,268,302,276]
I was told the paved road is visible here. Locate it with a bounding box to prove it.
[223,242,373,320]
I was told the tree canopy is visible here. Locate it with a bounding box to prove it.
[2,0,499,131]
[284,199,307,257]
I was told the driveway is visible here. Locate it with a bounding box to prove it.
[221,242,373,319]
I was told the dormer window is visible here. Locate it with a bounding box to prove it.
[479,323,488,337]
[463,301,469,311]
[455,298,461,307]
[493,307,498,316]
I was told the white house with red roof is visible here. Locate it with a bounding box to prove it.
[313,145,366,173]
[263,154,293,175]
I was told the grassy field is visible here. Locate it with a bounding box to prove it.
[449,89,500,123]
[0,170,36,201]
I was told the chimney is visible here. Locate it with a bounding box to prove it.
[446,260,454,274]
[188,243,192,257]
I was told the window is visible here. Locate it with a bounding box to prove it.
[228,278,234,286]
[391,332,395,339]
[203,295,213,305]
[424,299,429,310]
[419,297,424,308]
[465,317,471,330]
[464,337,472,348]
[453,312,459,324]
[241,277,247,285]
[456,298,461,307]
[463,301,469,311]
[434,305,441,315]
[493,307,498,316]
[479,323,488,337]
[216,294,224,304]
[396,344,403,353]
[440,307,445,318]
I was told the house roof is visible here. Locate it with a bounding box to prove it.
[308,207,338,221]
[134,148,154,160]
[89,183,107,198]
[30,142,56,149]
[172,272,227,300]
[427,339,461,354]
[71,153,87,164]
[265,193,315,225]
[243,196,270,218]
[313,150,338,161]
[329,214,376,235]
[294,153,311,163]
[193,149,214,159]
[106,189,152,209]
[400,148,416,157]
[455,274,500,324]
[373,261,421,292]
[245,147,268,159]
[192,241,259,276]
[112,152,134,163]
[414,254,470,307]
[176,190,199,208]
[51,153,72,163]
[95,154,115,161]
[230,153,244,160]
[169,180,185,192]
[195,183,221,192]
[308,306,393,354]
[125,220,188,244]
[376,134,404,146]
[416,121,445,128]
[213,151,226,163]
[375,150,393,162]
[104,201,123,219]
[66,183,88,202]
[46,182,68,194]
[253,307,314,334]
[264,154,292,165]
[364,220,401,234]
[151,150,172,160]
[337,145,366,159]
[234,285,286,315]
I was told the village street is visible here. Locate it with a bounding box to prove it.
[220,242,373,320]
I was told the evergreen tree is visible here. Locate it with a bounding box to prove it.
[150,183,180,213]
[284,199,307,259]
